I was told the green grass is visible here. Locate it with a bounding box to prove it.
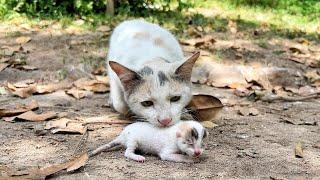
[196,1,320,35]
[0,0,319,41]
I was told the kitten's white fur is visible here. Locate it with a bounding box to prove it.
[107,19,199,126]
[90,120,207,163]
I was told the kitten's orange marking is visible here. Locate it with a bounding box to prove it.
[154,37,164,46]
[133,31,150,39]
[178,123,192,137]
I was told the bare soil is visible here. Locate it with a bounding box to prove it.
[0,22,319,179]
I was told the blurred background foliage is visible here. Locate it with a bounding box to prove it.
[0,0,319,38]
[0,0,319,19]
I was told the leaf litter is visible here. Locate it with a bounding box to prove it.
[1,153,88,179]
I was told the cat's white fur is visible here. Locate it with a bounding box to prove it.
[107,19,199,126]
[89,120,207,163]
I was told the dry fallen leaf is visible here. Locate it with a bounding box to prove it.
[0,63,9,72]
[74,78,109,93]
[36,81,72,94]
[66,87,91,99]
[201,121,218,129]
[192,57,303,90]
[6,82,36,98]
[295,142,304,158]
[66,153,89,172]
[92,66,107,75]
[95,75,109,84]
[187,94,223,122]
[15,36,31,44]
[45,118,73,130]
[0,100,38,117]
[51,122,87,134]
[13,79,36,88]
[305,70,320,83]
[3,153,88,179]
[5,111,57,122]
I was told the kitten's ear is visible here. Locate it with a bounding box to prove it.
[174,51,200,81]
[109,61,142,91]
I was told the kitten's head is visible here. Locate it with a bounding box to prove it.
[109,52,199,127]
[176,121,208,157]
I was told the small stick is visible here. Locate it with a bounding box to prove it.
[261,93,320,102]
[73,127,89,156]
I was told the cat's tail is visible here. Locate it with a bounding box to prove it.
[88,139,122,157]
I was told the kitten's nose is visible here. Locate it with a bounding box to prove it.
[194,149,201,157]
[159,118,172,126]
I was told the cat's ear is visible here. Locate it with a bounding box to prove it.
[109,61,142,91]
[174,51,200,81]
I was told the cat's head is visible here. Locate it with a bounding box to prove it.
[109,52,200,127]
[176,121,208,157]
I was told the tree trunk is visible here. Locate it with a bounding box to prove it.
[107,0,115,15]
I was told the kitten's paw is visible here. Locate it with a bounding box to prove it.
[135,155,145,163]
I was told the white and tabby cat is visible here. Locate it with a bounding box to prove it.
[107,19,199,127]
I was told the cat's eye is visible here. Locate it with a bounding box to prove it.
[170,96,181,102]
[141,100,154,107]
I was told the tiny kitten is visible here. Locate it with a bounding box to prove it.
[89,120,208,163]
[107,19,200,127]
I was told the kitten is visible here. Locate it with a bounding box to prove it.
[107,19,200,127]
[89,120,208,163]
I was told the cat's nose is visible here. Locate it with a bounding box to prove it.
[194,149,201,157]
[159,118,172,126]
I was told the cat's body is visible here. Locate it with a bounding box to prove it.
[107,20,199,126]
[89,120,207,163]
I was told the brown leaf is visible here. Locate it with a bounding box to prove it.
[66,153,89,172]
[0,63,9,72]
[305,70,320,83]
[6,82,37,98]
[289,45,308,54]
[0,100,38,117]
[36,81,72,94]
[92,66,107,75]
[65,87,91,99]
[51,122,87,134]
[15,36,31,44]
[238,107,259,116]
[13,79,35,88]
[95,75,109,84]
[3,153,88,179]
[187,94,223,122]
[74,78,109,93]
[201,121,218,129]
[45,118,72,130]
[298,86,318,96]
[6,111,57,122]
[192,57,303,90]
[295,142,304,158]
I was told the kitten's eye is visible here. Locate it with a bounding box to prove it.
[141,100,154,107]
[186,139,193,145]
[170,96,181,102]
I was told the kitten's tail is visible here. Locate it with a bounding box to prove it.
[88,139,121,157]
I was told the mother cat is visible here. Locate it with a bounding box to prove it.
[107,19,199,127]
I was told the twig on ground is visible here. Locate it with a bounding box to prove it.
[260,93,320,102]
[72,127,89,157]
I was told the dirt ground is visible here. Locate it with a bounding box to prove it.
[0,21,320,180]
